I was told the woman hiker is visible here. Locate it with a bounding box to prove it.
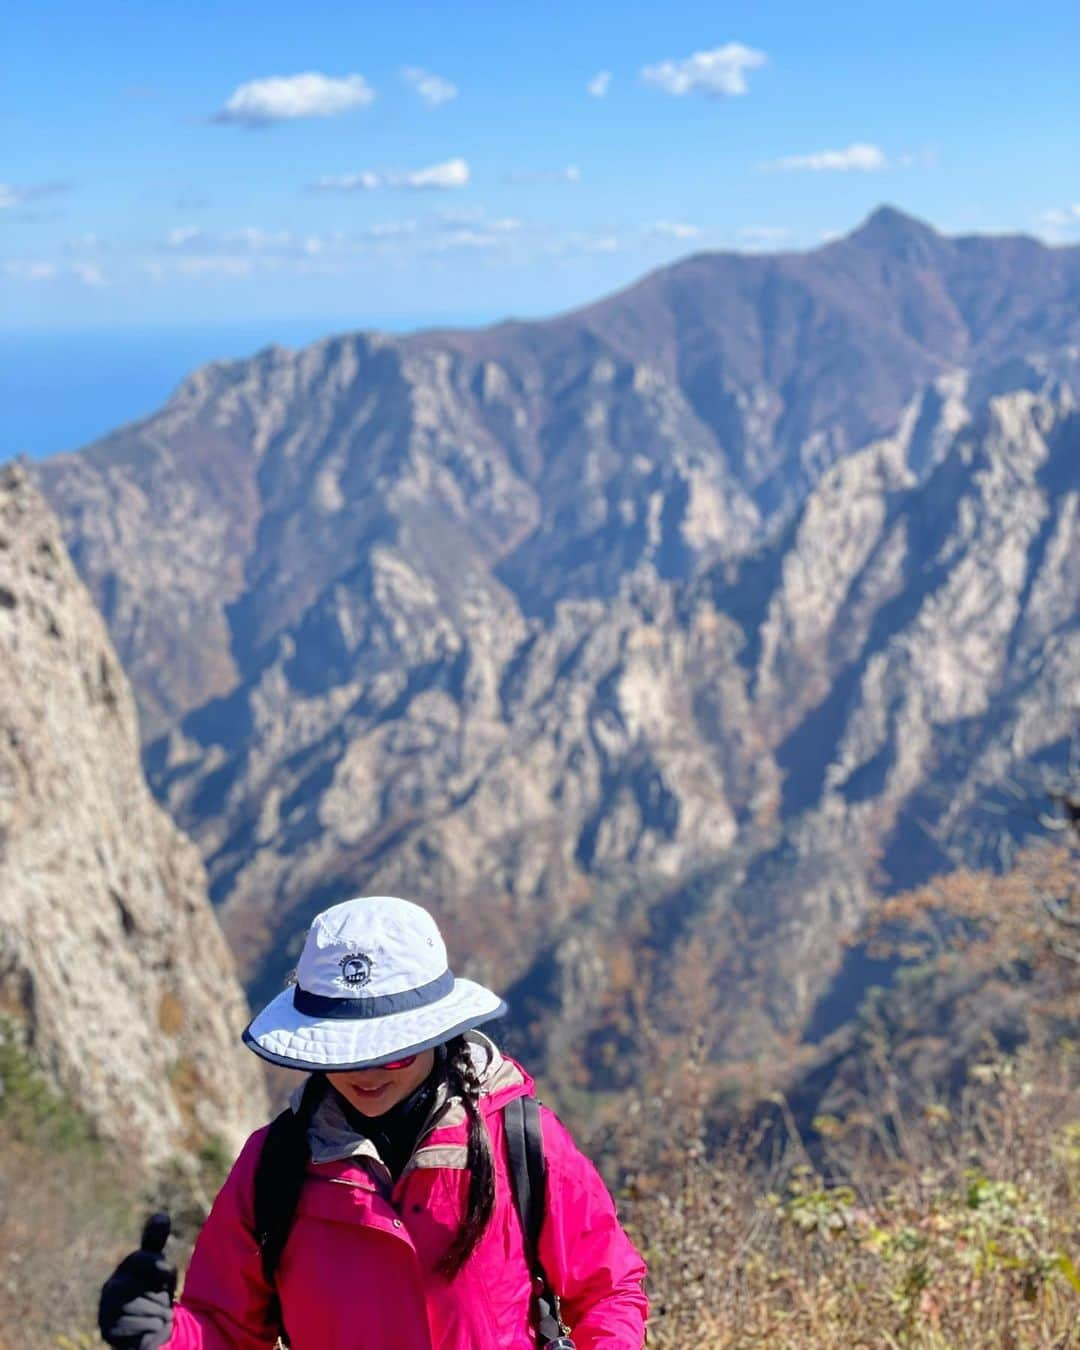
[98,894,649,1348]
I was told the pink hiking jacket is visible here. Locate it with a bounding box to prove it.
[168,1054,648,1348]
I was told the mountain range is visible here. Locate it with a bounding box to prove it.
[32,206,1080,1097]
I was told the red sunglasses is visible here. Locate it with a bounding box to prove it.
[378,1054,418,1071]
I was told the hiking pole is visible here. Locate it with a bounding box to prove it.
[142,1211,172,1256]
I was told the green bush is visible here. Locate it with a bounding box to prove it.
[0,1018,105,1154]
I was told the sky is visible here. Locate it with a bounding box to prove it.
[2,1,1078,452]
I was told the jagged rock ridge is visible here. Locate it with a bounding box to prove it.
[0,466,267,1167]
[38,209,1080,740]
[32,210,1080,1088]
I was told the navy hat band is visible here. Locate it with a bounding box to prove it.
[292,968,456,1020]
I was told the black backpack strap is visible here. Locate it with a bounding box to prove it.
[504,1096,574,1347]
[504,1096,537,1258]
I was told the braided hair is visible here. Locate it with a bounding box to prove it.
[438,1034,496,1278]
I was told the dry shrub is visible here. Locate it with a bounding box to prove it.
[613,1040,1080,1347]
[867,844,1079,1016]
[0,1021,223,1347]
[0,1024,136,1345]
[609,842,1080,1347]
[0,1131,132,1349]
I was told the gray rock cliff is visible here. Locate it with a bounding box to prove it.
[0,465,267,1167]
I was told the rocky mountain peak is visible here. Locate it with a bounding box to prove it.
[847,205,946,259]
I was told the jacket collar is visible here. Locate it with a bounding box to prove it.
[296,1032,529,1167]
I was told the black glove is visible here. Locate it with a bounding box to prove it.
[98,1212,177,1350]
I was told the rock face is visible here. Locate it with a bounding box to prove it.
[38,210,1080,743]
[0,466,267,1168]
[32,209,1080,1091]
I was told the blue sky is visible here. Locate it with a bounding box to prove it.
[3,0,1078,334]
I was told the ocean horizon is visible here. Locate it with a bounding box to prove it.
[0,313,500,461]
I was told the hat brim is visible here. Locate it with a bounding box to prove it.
[242,977,508,1071]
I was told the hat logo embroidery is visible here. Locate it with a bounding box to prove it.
[338,952,373,988]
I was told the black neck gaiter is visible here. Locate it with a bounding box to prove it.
[332,1060,446,1181]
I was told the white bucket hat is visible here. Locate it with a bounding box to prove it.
[243,895,507,1070]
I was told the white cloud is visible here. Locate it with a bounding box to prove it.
[507,165,581,184]
[1036,203,1080,242]
[159,226,306,265]
[646,221,702,240]
[587,71,612,98]
[223,226,294,250]
[312,171,382,192]
[545,232,621,257]
[641,44,766,98]
[173,255,255,278]
[437,205,486,225]
[0,181,70,211]
[164,225,277,252]
[402,67,458,107]
[292,256,348,277]
[437,208,519,230]
[430,229,513,253]
[737,225,794,249]
[366,220,418,239]
[896,146,939,169]
[401,158,470,189]
[162,239,346,278]
[765,142,888,172]
[0,257,106,284]
[142,223,425,279]
[2,260,59,281]
[71,261,107,286]
[164,225,203,248]
[129,211,641,279]
[154,226,359,274]
[313,158,470,191]
[1039,204,1080,228]
[426,208,526,252]
[214,72,375,126]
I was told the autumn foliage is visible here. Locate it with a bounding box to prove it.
[2,844,1077,1345]
[611,842,1080,1346]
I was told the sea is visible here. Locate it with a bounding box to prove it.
[0,315,488,461]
